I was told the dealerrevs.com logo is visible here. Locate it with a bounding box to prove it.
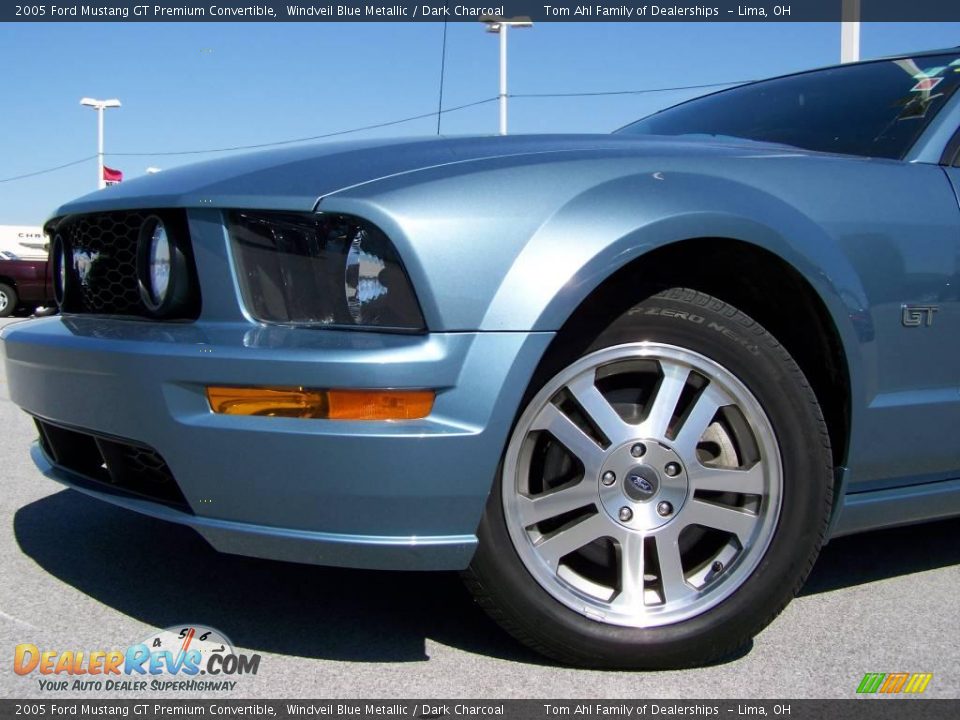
[14,625,261,693]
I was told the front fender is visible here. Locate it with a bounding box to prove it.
[482,170,869,344]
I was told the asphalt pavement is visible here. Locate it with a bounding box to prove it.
[0,316,957,700]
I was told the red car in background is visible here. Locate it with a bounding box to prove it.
[0,253,55,317]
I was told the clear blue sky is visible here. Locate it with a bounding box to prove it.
[1,21,959,224]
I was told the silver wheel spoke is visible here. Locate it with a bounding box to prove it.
[517,481,597,527]
[535,513,611,570]
[684,499,758,542]
[613,531,646,609]
[672,384,729,459]
[566,374,632,446]
[638,361,689,440]
[689,462,765,496]
[655,528,691,602]
[532,402,605,475]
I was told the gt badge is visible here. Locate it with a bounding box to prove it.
[901,304,938,327]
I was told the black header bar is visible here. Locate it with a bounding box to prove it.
[6,1,960,23]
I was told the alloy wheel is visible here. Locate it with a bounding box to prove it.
[501,342,782,628]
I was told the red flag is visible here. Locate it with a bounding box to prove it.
[102,165,123,183]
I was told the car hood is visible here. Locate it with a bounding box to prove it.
[52,134,806,217]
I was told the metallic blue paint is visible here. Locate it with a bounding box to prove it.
[3,55,960,569]
[29,445,478,571]
[1,316,552,569]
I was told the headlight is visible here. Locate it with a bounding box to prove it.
[226,211,424,331]
[136,215,192,316]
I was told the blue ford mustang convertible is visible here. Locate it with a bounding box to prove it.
[4,49,960,668]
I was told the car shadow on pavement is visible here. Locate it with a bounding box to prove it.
[799,515,960,595]
[14,489,959,664]
[14,489,543,665]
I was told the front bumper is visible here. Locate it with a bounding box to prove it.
[1,316,552,570]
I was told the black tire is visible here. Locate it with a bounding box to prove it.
[464,288,833,668]
[0,283,17,318]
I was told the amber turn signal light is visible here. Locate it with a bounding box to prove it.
[206,386,435,420]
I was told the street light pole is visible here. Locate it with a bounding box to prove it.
[482,17,532,135]
[499,23,508,135]
[96,105,104,187]
[80,97,121,189]
[841,0,861,63]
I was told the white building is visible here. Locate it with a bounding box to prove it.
[0,225,47,259]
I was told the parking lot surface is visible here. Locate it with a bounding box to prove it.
[0,316,957,699]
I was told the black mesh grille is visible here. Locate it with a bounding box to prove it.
[35,419,192,513]
[52,210,199,319]
[68,212,143,314]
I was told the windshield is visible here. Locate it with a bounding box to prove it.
[618,53,960,160]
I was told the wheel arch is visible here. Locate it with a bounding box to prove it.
[526,237,854,497]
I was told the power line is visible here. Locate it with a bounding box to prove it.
[510,80,753,99]
[0,79,753,182]
[108,97,498,157]
[0,99,497,183]
[106,80,750,158]
[0,155,97,184]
